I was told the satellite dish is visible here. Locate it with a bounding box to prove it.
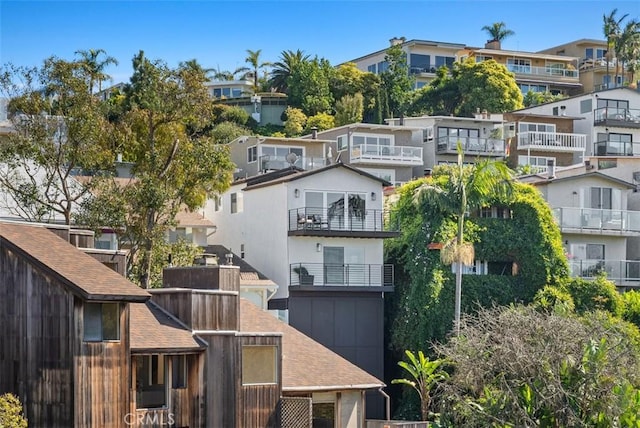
[285,152,298,166]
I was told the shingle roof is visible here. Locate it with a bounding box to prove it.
[175,208,216,228]
[239,299,384,392]
[0,222,149,301]
[130,301,205,353]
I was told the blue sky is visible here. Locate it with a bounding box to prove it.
[1,0,639,85]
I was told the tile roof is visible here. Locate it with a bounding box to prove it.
[239,299,384,392]
[130,301,205,353]
[0,222,149,301]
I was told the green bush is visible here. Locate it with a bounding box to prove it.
[563,274,624,317]
[622,290,640,328]
[533,285,575,315]
[0,393,27,428]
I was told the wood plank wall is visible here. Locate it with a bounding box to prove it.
[0,247,74,427]
[150,291,239,331]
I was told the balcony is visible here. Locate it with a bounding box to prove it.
[288,208,400,238]
[594,139,638,156]
[552,207,640,236]
[350,144,423,166]
[569,259,640,287]
[506,64,579,80]
[260,155,325,172]
[517,131,587,153]
[594,107,640,129]
[289,262,394,289]
[436,136,505,156]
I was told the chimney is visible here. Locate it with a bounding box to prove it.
[311,126,318,140]
[547,159,556,179]
[389,36,406,46]
[485,40,501,50]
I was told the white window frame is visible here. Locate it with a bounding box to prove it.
[247,146,257,163]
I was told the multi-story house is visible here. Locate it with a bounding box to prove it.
[0,220,386,427]
[459,42,582,96]
[346,37,466,89]
[206,163,398,419]
[539,39,628,92]
[307,123,425,186]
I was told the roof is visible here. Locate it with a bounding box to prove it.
[521,171,636,188]
[130,300,206,353]
[466,48,579,62]
[307,122,425,137]
[239,299,384,391]
[175,208,216,228]
[342,38,466,65]
[242,163,391,191]
[204,245,275,283]
[0,221,149,301]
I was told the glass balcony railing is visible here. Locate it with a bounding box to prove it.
[436,136,505,155]
[289,208,398,233]
[553,207,640,234]
[289,262,394,287]
[569,259,640,284]
[517,131,586,151]
[594,107,640,125]
[351,144,423,165]
[260,155,325,172]
[594,140,637,156]
[506,64,579,78]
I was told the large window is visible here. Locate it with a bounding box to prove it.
[597,98,629,110]
[519,83,548,93]
[135,355,166,409]
[410,54,430,73]
[585,48,606,59]
[377,61,389,74]
[242,346,277,385]
[260,146,304,170]
[84,303,119,342]
[435,56,455,69]
[247,146,257,163]
[438,127,480,139]
[590,187,612,209]
[230,192,243,214]
[507,58,531,73]
[586,244,605,260]
[518,122,556,133]
[352,134,392,148]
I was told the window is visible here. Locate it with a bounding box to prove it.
[242,346,277,385]
[367,64,376,73]
[519,83,548,93]
[171,355,187,389]
[590,187,612,209]
[213,195,222,212]
[351,133,394,149]
[135,355,166,409]
[410,54,430,74]
[313,402,335,427]
[507,58,531,73]
[337,135,347,151]
[585,48,606,59]
[586,244,605,260]
[597,98,629,110]
[435,56,455,69]
[84,303,119,341]
[230,192,243,214]
[247,146,257,163]
[261,146,304,170]
[452,261,487,275]
[241,243,245,259]
[377,61,389,74]
[580,99,592,114]
[518,122,555,133]
[518,155,556,171]
[475,55,493,62]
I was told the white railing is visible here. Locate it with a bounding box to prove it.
[517,131,587,151]
[351,144,423,165]
[553,207,640,234]
[506,64,579,78]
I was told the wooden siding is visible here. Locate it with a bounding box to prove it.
[162,265,240,292]
[83,250,127,277]
[150,291,239,331]
[0,246,75,427]
[74,300,131,427]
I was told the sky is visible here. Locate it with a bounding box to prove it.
[1,0,640,86]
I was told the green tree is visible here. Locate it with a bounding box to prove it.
[0,58,112,224]
[269,49,310,93]
[74,48,118,93]
[305,112,334,133]
[283,106,307,137]
[237,49,271,93]
[603,9,629,87]
[523,90,566,107]
[564,274,625,317]
[413,146,514,334]
[334,93,364,126]
[287,57,334,115]
[380,44,414,120]
[391,350,449,421]
[0,393,27,428]
[617,18,640,85]
[76,52,235,288]
[481,21,515,45]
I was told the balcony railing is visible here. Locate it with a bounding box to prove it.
[569,259,640,285]
[351,144,423,166]
[517,131,586,152]
[553,207,640,234]
[436,136,505,155]
[594,140,637,156]
[289,208,397,233]
[289,263,394,287]
[260,155,325,172]
[506,64,579,79]
[594,107,640,126]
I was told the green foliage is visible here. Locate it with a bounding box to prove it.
[283,107,307,137]
[380,44,414,119]
[0,393,27,428]
[287,57,334,115]
[436,306,640,427]
[269,49,310,93]
[330,63,380,122]
[210,121,250,144]
[334,93,364,126]
[392,350,449,421]
[481,22,515,43]
[145,238,201,288]
[218,105,250,126]
[533,285,575,315]
[305,112,334,133]
[254,123,285,136]
[622,290,640,327]
[564,274,625,316]
[523,90,567,107]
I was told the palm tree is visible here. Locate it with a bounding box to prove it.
[74,48,118,94]
[268,49,310,93]
[603,9,629,88]
[240,49,271,94]
[391,350,449,421]
[481,22,515,47]
[413,144,513,335]
[616,19,640,86]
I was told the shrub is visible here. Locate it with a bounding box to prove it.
[621,289,640,328]
[563,274,624,316]
[0,393,27,428]
[533,285,575,315]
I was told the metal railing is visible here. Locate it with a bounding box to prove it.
[259,155,326,172]
[506,64,579,78]
[594,107,640,125]
[289,208,397,233]
[351,144,423,165]
[289,263,394,287]
[569,259,640,284]
[436,136,505,155]
[553,207,640,234]
[594,140,637,156]
[517,131,586,151]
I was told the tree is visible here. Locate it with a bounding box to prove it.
[0,58,112,224]
[334,93,364,126]
[282,106,307,137]
[617,18,640,85]
[74,48,118,93]
[523,90,566,107]
[380,44,414,120]
[238,49,271,94]
[413,146,514,334]
[481,21,515,45]
[0,393,27,428]
[305,112,334,133]
[603,9,629,88]
[287,57,334,115]
[269,49,310,93]
[391,350,449,421]
[76,52,235,288]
